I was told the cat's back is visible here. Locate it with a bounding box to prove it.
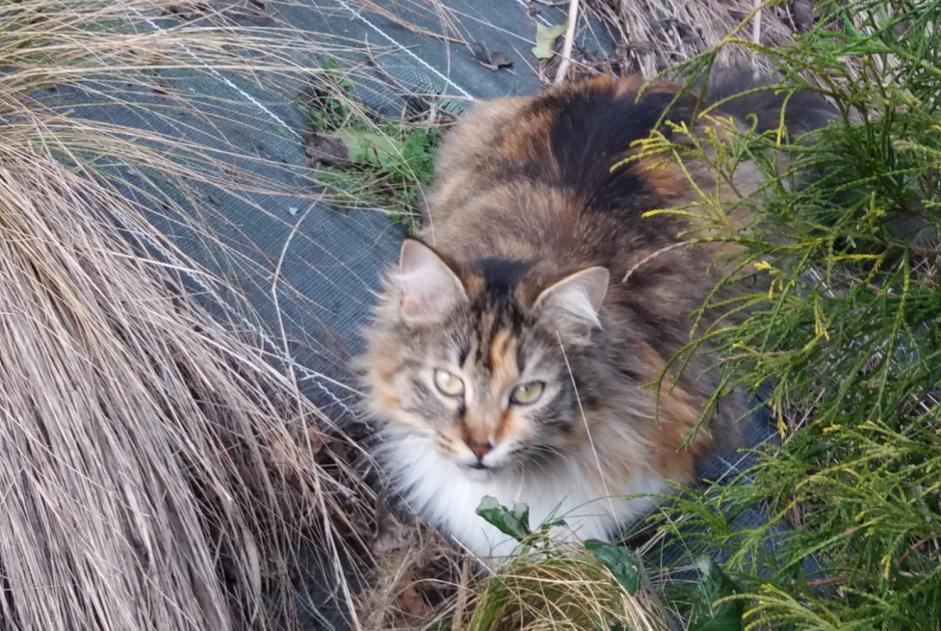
[420,76,711,267]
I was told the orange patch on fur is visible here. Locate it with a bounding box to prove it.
[460,416,490,445]
[489,329,514,375]
[494,407,516,443]
[583,74,621,92]
[605,76,684,101]
[636,342,712,482]
[488,329,520,387]
[500,111,555,162]
[632,157,687,199]
[378,390,400,411]
[462,272,485,296]
[372,352,400,381]
[489,329,521,442]
[656,388,709,482]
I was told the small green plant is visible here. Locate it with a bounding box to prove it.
[631,0,941,628]
[305,66,447,227]
[459,497,740,631]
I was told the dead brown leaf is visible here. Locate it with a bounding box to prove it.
[472,41,513,72]
[305,133,351,166]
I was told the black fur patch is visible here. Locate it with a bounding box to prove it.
[460,258,532,372]
[705,71,838,135]
[477,257,531,297]
[539,85,696,214]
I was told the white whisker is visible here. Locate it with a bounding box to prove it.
[556,332,618,522]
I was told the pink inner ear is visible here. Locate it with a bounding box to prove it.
[534,267,610,331]
[400,292,451,323]
[397,240,468,324]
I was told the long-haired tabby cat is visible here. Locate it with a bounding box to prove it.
[357,73,832,560]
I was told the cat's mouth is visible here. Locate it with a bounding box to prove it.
[459,461,503,480]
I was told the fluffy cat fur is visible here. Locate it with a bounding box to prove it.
[357,74,830,560]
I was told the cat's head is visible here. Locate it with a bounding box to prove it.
[358,238,609,480]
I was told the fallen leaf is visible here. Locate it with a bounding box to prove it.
[791,0,816,32]
[398,573,431,618]
[304,133,350,165]
[373,493,410,554]
[583,539,642,594]
[332,128,403,167]
[490,52,512,68]
[531,22,567,60]
[306,426,328,454]
[472,41,513,71]
[475,496,531,542]
[688,555,743,631]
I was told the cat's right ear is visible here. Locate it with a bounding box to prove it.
[533,266,609,342]
[396,239,468,325]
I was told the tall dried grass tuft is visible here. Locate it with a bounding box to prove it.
[586,0,800,77]
[460,543,669,631]
[0,2,375,629]
[352,0,802,81]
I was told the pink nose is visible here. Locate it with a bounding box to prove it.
[466,439,493,460]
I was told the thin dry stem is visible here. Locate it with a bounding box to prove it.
[584,0,797,77]
[554,0,582,84]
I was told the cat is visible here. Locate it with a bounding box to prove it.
[356,73,832,560]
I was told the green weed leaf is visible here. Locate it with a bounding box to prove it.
[531,22,566,60]
[467,577,510,629]
[475,496,531,541]
[331,129,402,167]
[583,539,642,594]
[688,556,742,631]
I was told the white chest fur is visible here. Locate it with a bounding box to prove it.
[382,435,670,559]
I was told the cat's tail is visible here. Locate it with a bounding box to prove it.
[701,66,839,137]
[703,66,937,250]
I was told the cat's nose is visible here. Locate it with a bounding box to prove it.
[465,438,493,460]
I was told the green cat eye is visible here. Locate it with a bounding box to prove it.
[510,381,545,405]
[433,369,465,397]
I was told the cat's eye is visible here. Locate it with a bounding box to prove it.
[433,369,465,397]
[510,381,545,406]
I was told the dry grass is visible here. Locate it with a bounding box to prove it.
[351,519,671,631]
[456,541,669,631]
[353,520,463,629]
[0,2,383,629]
[585,0,802,77]
[471,567,662,630]
[351,0,804,82]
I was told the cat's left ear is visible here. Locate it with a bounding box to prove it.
[396,238,468,325]
[533,267,609,342]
